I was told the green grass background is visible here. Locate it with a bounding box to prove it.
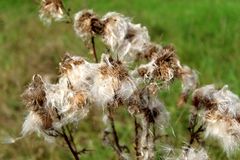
[0,0,240,159]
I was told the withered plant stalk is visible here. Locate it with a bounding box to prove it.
[91,36,98,63]
[61,127,80,160]
[18,1,240,160]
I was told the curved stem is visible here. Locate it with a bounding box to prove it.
[91,37,98,63]
[62,127,80,160]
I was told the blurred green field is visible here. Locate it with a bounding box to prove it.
[0,0,240,159]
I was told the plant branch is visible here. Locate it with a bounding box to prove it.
[66,125,78,152]
[102,107,129,159]
[62,127,80,160]
[91,36,98,63]
[134,116,141,160]
[185,112,205,154]
[107,107,122,152]
[55,109,80,159]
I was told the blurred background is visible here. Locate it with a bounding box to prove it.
[0,0,240,159]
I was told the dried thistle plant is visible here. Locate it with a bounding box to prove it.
[8,3,239,160]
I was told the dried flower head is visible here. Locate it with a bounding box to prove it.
[21,74,89,141]
[128,85,169,125]
[39,0,64,25]
[135,45,181,85]
[192,85,240,116]
[192,84,240,154]
[91,54,136,107]
[74,10,104,40]
[59,53,136,107]
[138,43,163,61]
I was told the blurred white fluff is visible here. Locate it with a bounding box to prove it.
[1,136,23,144]
[59,56,99,91]
[126,23,150,59]
[102,12,150,62]
[45,83,89,128]
[128,85,169,126]
[39,0,64,25]
[74,10,96,40]
[193,84,240,154]
[178,65,198,106]
[213,85,240,117]
[204,110,240,154]
[90,72,118,107]
[181,65,198,96]
[117,78,136,101]
[192,84,216,106]
[177,147,209,160]
[149,98,169,128]
[22,111,43,136]
[22,111,56,142]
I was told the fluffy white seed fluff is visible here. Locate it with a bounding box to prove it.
[22,111,43,137]
[126,23,150,57]
[59,54,136,107]
[21,74,89,141]
[181,65,198,96]
[193,84,240,154]
[45,83,89,128]
[193,84,240,117]
[178,65,198,106]
[149,98,169,128]
[90,72,118,107]
[213,85,240,117]
[22,111,56,142]
[102,12,130,51]
[178,147,209,160]
[59,56,100,91]
[204,110,240,154]
[116,78,136,101]
[102,12,150,62]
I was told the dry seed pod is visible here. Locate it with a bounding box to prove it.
[39,0,65,25]
[135,45,181,85]
[74,10,104,41]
